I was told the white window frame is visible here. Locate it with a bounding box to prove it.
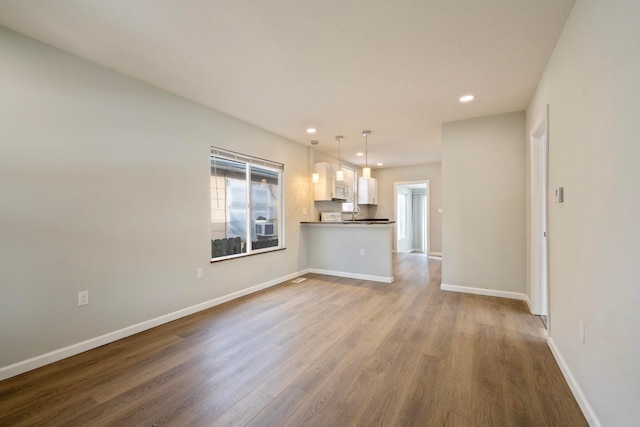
[341,165,357,213]
[210,147,285,261]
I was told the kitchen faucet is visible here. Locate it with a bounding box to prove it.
[352,204,360,221]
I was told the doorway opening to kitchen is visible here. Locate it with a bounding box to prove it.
[394,181,429,256]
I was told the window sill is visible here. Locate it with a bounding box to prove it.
[210,247,286,263]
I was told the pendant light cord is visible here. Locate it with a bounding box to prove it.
[365,132,368,169]
[362,130,372,178]
[336,135,343,170]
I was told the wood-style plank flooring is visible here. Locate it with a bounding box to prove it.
[0,254,587,426]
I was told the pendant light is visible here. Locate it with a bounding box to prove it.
[362,130,371,179]
[311,140,319,183]
[336,135,344,181]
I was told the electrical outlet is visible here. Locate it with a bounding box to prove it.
[196,268,204,279]
[579,320,585,343]
[78,290,89,306]
[360,248,365,256]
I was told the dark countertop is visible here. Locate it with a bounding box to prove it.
[301,220,395,225]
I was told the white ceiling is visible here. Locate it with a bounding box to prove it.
[0,0,575,168]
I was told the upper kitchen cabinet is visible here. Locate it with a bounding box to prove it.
[314,162,352,201]
[358,177,378,205]
[342,167,355,202]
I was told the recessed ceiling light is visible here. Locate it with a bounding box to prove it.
[377,162,383,166]
[356,152,364,156]
[306,128,316,134]
[459,95,474,103]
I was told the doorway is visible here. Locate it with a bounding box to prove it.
[394,181,429,255]
[531,106,549,326]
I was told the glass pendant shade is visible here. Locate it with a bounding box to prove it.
[362,167,371,179]
[312,172,319,183]
[336,169,344,181]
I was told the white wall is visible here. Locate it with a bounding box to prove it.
[0,27,309,372]
[442,112,526,294]
[372,163,442,253]
[526,1,640,425]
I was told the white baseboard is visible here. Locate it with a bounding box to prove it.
[522,293,532,312]
[440,283,528,302]
[429,251,442,257]
[439,283,598,424]
[0,269,308,381]
[308,268,393,284]
[547,337,602,427]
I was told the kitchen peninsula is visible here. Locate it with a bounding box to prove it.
[301,220,395,283]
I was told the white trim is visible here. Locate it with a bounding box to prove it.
[0,269,308,381]
[522,293,532,312]
[394,180,430,256]
[428,251,442,257]
[547,337,602,427]
[529,105,550,317]
[308,268,393,284]
[440,283,528,302]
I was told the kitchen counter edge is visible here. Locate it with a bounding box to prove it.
[300,221,395,225]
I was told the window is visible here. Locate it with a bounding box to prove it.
[397,193,407,238]
[341,166,357,213]
[210,147,284,260]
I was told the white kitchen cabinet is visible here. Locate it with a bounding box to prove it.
[358,177,378,205]
[342,168,355,202]
[314,162,350,201]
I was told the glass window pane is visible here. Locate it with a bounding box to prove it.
[398,193,407,238]
[210,147,284,261]
[211,156,247,258]
[250,165,280,251]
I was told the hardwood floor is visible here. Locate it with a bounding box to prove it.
[0,254,587,426]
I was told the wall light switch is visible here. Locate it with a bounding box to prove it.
[196,268,204,278]
[78,290,89,306]
[555,187,564,203]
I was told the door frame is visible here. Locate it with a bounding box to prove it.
[530,105,550,320]
[394,180,430,255]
